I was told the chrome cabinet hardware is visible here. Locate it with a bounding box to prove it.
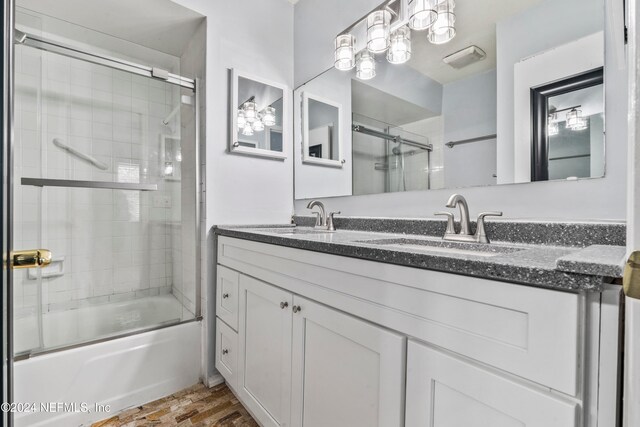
[222,349,229,355]
[435,194,503,244]
[292,305,302,313]
[280,301,289,309]
[222,293,230,299]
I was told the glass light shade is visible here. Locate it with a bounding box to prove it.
[164,161,174,176]
[566,108,583,129]
[408,0,437,31]
[547,121,559,136]
[428,1,456,44]
[367,10,391,53]
[252,118,265,132]
[334,34,356,71]
[573,117,588,131]
[356,51,376,80]
[241,122,254,136]
[243,101,257,123]
[262,106,276,126]
[237,109,246,129]
[387,26,412,64]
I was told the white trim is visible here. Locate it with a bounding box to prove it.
[228,68,290,160]
[301,91,344,168]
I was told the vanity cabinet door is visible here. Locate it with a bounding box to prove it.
[238,275,293,427]
[290,296,406,427]
[405,340,578,427]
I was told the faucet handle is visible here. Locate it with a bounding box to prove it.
[434,212,455,234]
[475,211,503,244]
[327,211,341,231]
[477,211,503,221]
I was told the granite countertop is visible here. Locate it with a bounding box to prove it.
[215,221,626,293]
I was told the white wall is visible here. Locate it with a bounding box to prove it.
[173,0,294,226]
[293,0,627,221]
[496,0,605,183]
[442,69,497,188]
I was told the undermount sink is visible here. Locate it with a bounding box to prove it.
[355,238,524,258]
[269,228,333,235]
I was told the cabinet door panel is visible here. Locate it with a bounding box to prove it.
[238,275,293,427]
[291,296,405,427]
[405,340,578,427]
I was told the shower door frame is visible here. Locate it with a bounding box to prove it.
[2,0,16,422]
[12,30,203,358]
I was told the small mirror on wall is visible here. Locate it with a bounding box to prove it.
[229,69,289,159]
[302,92,343,168]
[531,68,604,181]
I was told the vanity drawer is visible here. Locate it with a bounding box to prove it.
[216,265,240,331]
[215,318,238,390]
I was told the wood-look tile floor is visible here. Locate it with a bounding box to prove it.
[92,383,258,427]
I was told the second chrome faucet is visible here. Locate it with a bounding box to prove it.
[435,194,502,244]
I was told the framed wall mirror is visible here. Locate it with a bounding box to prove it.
[302,92,344,167]
[293,0,606,200]
[229,69,289,160]
[531,68,604,182]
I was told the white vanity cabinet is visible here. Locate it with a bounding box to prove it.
[215,236,620,427]
[405,341,578,427]
[234,274,406,427]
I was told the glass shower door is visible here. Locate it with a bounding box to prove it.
[12,34,198,356]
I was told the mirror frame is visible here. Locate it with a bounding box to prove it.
[228,68,290,160]
[302,91,344,168]
[531,67,604,181]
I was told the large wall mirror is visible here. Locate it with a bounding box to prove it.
[294,0,605,199]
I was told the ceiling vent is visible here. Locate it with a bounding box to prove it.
[443,46,487,69]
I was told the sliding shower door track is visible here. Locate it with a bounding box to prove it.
[13,316,202,361]
[14,29,195,90]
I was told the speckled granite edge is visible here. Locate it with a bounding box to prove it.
[556,245,627,277]
[293,215,626,248]
[215,227,606,292]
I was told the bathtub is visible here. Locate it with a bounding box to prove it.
[13,309,201,426]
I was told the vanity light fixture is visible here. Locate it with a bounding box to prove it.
[252,117,265,132]
[334,34,356,71]
[243,100,257,123]
[241,121,254,136]
[428,0,456,45]
[566,108,588,131]
[408,0,437,31]
[356,50,376,80]
[262,106,276,127]
[367,10,391,53]
[547,113,559,136]
[387,26,412,64]
[237,109,246,131]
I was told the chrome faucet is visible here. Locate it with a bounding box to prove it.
[307,200,340,231]
[435,194,502,243]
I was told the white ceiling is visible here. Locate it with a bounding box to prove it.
[17,0,205,57]
[408,0,544,84]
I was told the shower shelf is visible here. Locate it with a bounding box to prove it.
[21,178,158,191]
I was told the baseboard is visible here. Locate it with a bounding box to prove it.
[207,373,225,387]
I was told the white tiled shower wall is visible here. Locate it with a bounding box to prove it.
[12,42,193,317]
